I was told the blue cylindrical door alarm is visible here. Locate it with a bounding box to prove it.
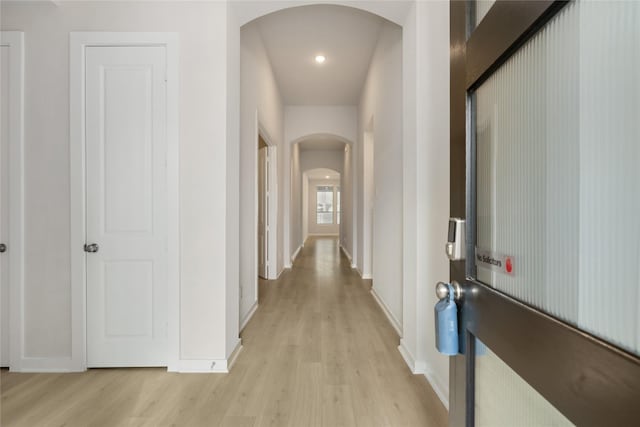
[435,283,459,355]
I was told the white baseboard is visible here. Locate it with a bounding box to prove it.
[356,266,372,279]
[10,357,83,372]
[170,359,228,373]
[398,339,428,373]
[398,340,418,372]
[370,288,402,336]
[339,244,352,263]
[170,339,242,373]
[290,245,302,264]
[240,300,259,332]
[398,340,449,410]
[227,340,243,371]
[425,369,449,410]
[307,233,339,236]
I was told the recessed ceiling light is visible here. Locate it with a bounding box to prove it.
[325,175,330,179]
[315,55,326,64]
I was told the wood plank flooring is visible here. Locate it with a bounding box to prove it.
[0,237,447,426]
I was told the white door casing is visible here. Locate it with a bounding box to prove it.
[258,146,267,278]
[85,45,168,367]
[266,146,278,279]
[70,33,179,372]
[0,31,24,370]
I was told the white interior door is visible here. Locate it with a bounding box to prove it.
[85,46,168,367]
[0,43,10,366]
[258,146,267,278]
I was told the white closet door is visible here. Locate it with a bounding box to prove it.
[85,46,168,367]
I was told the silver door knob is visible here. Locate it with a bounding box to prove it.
[436,280,462,301]
[0,243,6,253]
[84,243,99,253]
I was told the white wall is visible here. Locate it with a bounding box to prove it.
[307,179,340,235]
[341,144,354,263]
[289,142,302,261]
[285,106,357,145]
[300,150,344,175]
[399,1,451,408]
[358,21,404,333]
[302,171,309,244]
[1,0,239,370]
[226,2,241,362]
[239,22,284,326]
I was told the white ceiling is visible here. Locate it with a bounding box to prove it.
[298,136,345,151]
[305,168,340,180]
[256,5,385,105]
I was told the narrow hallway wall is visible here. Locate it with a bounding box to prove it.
[358,22,404,333]
[239,23,284,327]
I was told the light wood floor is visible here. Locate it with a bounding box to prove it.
[1,237,447,426]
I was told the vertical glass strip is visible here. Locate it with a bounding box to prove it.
[475,339,574,427]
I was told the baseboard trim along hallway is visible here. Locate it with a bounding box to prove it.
[1,237,447,426]
[370,287,403,336]
[240,301,259,332]
[399,339,450,409]
[168,340,243,373]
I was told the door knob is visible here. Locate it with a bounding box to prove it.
[84,243,99,253]
[0,243,6,253]
[436,280,462,301]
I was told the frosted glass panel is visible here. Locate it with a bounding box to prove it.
[475,340,574,427]
[475,0,496,28]
[475,0,640,355]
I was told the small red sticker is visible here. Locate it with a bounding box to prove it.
[505,257,513,273]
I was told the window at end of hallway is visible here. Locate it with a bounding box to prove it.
[316,186,334,224]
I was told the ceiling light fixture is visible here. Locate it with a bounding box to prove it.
[325,175,330,179]
[315,55,326,64]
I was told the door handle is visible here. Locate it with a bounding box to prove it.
[435,280,462,302]
[84,243,99,253]
[0,243,6,253]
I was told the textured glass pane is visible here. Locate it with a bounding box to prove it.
[475,0,496,28]
[475,0,640,355]
[475,340,574,427]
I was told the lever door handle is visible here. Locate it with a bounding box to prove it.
[0,243,6,253]
[84,243,99,253]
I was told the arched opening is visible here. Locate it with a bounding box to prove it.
[233,1,451,412]
[237,3,404,335]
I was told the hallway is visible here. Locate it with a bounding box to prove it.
[0,237,446,427]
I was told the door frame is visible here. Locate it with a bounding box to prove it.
[450,2,640,426]
[70,32,179,372]
[254,113,278,283]
[0,31,24,370]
